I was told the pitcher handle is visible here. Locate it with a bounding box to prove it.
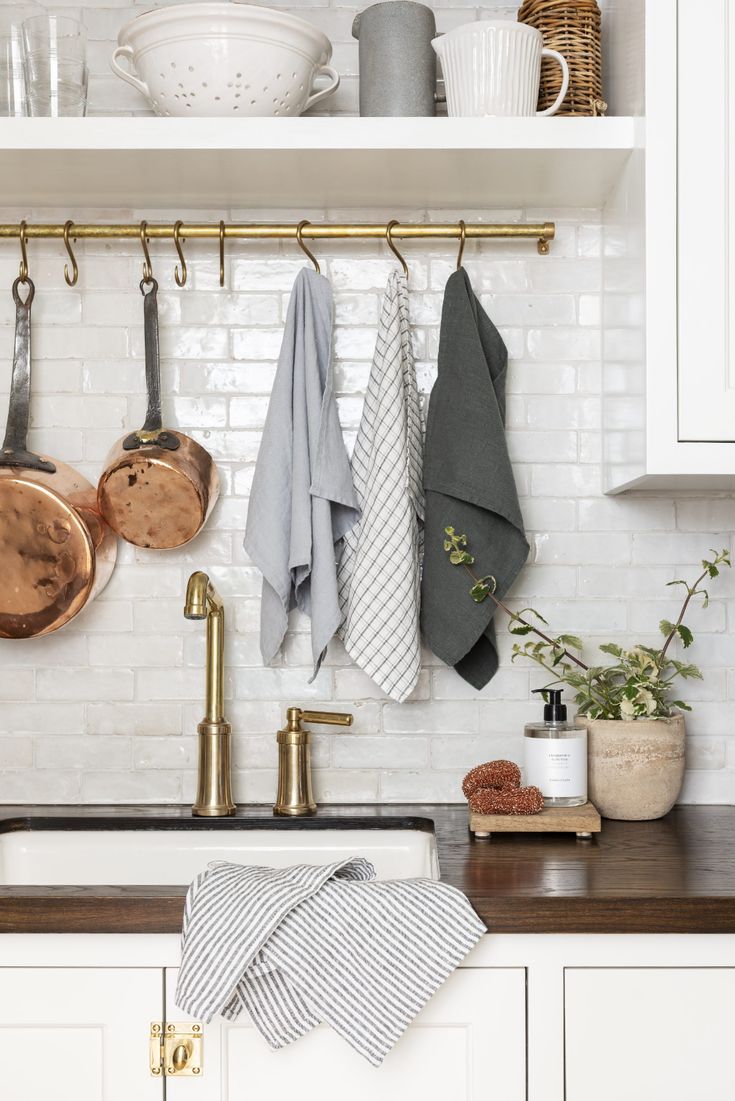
[303,65,340,112]
[110,44,150,99]
[536,48,570,116]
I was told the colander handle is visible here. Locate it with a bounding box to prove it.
[304,65,340,112]
[110,45,151,100]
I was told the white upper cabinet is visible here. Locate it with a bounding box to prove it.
[678,0,735,442]
[603,0,735,490]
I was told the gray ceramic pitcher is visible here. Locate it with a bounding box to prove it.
[352,1,437,117]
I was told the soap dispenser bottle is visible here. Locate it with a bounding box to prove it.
[524,689,587,808]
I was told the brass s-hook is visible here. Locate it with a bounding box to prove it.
[18,220,29,283]
[63,220,79,287]
[173,220,187,287]
[219,220,225,288]
[456,219,467,271]
[296,220,320,274]
[386,220,408,279]
[140,220,153,283]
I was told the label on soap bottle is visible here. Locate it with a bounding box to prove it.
[524,735,587,800]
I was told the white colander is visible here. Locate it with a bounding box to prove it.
[111,2,340,117]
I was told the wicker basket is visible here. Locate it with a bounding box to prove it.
[518,0,606,116]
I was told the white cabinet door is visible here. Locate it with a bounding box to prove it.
[0,967,163,1101]
[166,967,526,1100]
[677,0,735,441]
[565,968,735,1101]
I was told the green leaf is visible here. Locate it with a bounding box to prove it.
[558,634,583,651]
[509,624,533,635]
[659,619,675,637]
[599,642,623,657]
[671,700,692,712]
[518,607,549,627]
[676,624,694,648]
[666,579,689,589]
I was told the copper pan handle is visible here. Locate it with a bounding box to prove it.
[0,277,55,474]
[123,279,180,453]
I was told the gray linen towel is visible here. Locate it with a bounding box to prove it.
[337,271,424,702]
[420,268,529,689]
[244,268,359,677]
[175,856,485,1066]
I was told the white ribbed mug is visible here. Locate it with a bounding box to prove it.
[432,20,569,117]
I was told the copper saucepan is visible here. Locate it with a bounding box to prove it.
[97,277,219,549]
[0,278,117,639]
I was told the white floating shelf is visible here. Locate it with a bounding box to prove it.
[0,116,639,210]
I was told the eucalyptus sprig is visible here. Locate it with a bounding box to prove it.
[443,526,730,721]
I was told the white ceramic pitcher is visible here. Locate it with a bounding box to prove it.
[432,19,569,117]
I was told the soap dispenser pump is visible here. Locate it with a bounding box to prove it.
[524,688,587,808]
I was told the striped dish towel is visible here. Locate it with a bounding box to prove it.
[337,271,424,702]
[175,857,485,1066]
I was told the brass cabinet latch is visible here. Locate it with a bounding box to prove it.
[150,1022,203,1077]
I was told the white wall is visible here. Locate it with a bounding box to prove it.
[0,1,732,807]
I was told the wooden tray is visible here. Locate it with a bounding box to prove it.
[469,801,601,840]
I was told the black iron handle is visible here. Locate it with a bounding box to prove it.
[0,277,55,473]
[124,278,180,452]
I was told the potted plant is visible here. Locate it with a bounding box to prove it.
[443,528,730,820]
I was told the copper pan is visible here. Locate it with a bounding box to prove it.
[97,278,219,549]
[0,278,117,639]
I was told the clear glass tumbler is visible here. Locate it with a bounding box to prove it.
[21,14,88,117]
[0,32,25,116]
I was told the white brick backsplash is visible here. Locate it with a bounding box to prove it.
[332,736,428,770]
[383,701,478,734]
[313,770,380,803]
[1,738,33,768]
[431,733,524,770]
[578,566,674,598]
[534,532,631,566]
[0,184,732,806]
[686,737,727,771]
[2,703,86,735]
[87,703,183,736]
[0,670,35,699]
[35,735,131,771]
[37,668,135,702]
[81,770,181,803]
[578,497,676,531]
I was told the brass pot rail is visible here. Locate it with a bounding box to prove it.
[1,219,554,287]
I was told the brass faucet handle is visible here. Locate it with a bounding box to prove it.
[283,707,353,732]
[300,709,353,728]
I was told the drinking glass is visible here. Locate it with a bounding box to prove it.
[0,32,25,116]
[21,14,88,117]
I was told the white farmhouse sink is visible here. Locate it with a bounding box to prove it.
[0,822,439,885]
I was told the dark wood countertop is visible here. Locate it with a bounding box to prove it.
[1,803,734,934]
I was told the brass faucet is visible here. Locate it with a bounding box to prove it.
[274,707,353,816]
[184,571,235,817]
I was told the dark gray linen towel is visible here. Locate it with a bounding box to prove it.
[420,268,529,689]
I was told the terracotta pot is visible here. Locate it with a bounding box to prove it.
[575,714,686,821]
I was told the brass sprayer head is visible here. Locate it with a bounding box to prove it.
[184,570,222,621]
